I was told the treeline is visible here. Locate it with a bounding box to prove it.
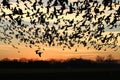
[0,57,120,69]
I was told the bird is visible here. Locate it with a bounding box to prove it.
[52,0,59,6]
[67,3,75,14]
[1,0,10,9]
[32,0,37,10]
[35,50,42,57]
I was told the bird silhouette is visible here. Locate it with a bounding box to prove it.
[38,0,43,5]
[35,50,42,57]
[1,0,10,9]
[52,0,59,6]
[32,0,37,10]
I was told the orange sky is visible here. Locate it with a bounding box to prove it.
[0,42,120,61]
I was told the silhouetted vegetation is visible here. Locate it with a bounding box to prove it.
[0,57,120,80]
[0,57,119,69]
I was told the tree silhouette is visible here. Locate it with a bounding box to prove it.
[96,56,105,63]
[0,0,120,56]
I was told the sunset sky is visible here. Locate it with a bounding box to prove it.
[0,0,120,61]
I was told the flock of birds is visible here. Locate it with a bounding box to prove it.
[0,0,120,57]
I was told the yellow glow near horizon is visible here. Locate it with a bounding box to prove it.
[0,41,120,61]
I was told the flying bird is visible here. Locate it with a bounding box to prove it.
[35,50,42,57]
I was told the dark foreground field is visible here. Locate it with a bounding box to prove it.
[0,68,120,80]
[0,58,120,80]
[0,68,119,80]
